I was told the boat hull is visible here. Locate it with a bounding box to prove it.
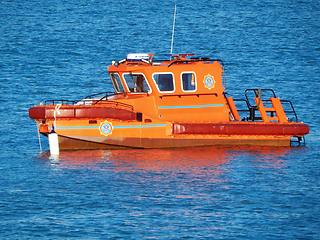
[38,120,308,149]
[53,134,292,149]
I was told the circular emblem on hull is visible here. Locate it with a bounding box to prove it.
[99,121,113,136]
[203,74,216,90]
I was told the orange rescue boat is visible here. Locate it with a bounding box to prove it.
[29,53,309,150]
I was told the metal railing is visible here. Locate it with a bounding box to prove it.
[227,89,300,122]
[44,91,134,111]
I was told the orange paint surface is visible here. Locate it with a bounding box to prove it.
[29,54,309,149]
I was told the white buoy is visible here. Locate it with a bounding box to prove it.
[48,130,59,155]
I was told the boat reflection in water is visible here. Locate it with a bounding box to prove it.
[37,145,298,173]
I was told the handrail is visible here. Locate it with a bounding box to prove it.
[45,99,134,111]
[45,100,77,105]
[45,92,117,106]
[279,100,299,122]
[167,58,224,68]
[44,91,134,111]
[93,100,134,111]
[230,97,299,123]
[159,92,218,99]
[244,89,277,109]
[83,91,116,99]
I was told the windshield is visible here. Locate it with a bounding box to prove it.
[110,73,124,93]
[123,73,151,93]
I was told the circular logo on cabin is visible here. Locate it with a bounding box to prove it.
[99,121,113,136]
[203,74,216,90]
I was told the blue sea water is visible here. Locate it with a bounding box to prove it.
[1,0,320,238]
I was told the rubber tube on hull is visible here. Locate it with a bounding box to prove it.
[172,122,309,136]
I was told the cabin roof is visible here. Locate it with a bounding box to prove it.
[109,53,224,69]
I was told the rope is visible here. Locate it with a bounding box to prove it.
[35,120,42,152]
[53,103,62,131]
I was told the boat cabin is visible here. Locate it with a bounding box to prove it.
[107,53,229,122]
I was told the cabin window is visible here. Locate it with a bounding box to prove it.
[123,73,151,93]
[110,73,124,93]
[152,73,174,92]
[181,72,196,91]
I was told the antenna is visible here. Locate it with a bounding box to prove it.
[170,4,176,59]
